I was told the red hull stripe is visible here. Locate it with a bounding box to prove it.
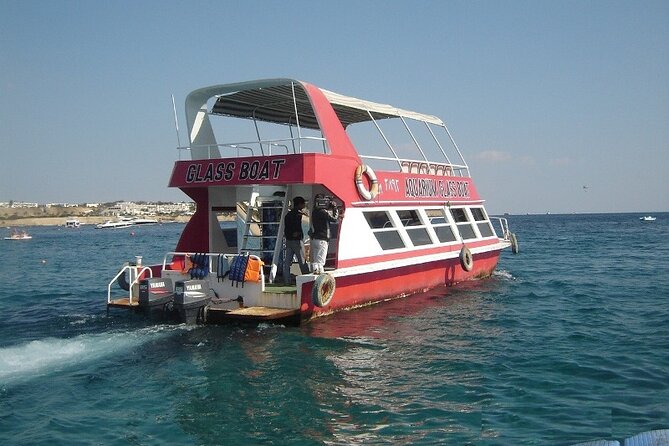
[301,249,502,318]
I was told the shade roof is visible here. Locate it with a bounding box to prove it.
[209,80,444,130]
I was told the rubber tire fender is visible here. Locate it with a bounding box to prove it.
[117,269,130,291]
[312,273,336,308]
[510,232,519,254]
[459,246,473,272]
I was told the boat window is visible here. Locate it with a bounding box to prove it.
[450,207,477,240]
[364,211,393,229]
[458,224,477,240]
[364,211,406,250]
[477,222,495,237]
[471,207,487,221]
[450,208,469,223]
[396,210,422,227]
[373,230,405,250]
[407,227,432,246]
[426,208,458,243]
[434,225,457,243]
[396,209,435,246]
[470,207,495,237]
[425,209,446,223]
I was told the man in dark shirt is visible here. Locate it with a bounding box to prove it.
[282,196,309,284]
[309,194,340,274]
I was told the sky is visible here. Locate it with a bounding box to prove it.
[1,0,668,215]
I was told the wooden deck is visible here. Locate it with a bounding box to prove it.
[107,297,141,309]
[107,293,301,325]
[207,305,300,324]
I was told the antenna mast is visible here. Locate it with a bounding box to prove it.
[171,94,182,149]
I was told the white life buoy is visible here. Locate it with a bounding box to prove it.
[355,164,379,201]
[459,246,473,272]
[312,273,336,307]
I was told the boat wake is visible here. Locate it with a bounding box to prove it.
[493,269,516,281]
[0,325,192,386]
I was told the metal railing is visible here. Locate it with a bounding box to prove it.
[359,155,469,177]
[107,264,153,304]
[161,251,263,271]
[490,217,511,241]
[177,136,328,160]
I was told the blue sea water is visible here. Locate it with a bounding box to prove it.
[0,214,667,445]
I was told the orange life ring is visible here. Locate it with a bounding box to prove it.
[354,164,379,201]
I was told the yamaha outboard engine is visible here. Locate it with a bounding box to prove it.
[173,280,212,324]
[138,278,174,320]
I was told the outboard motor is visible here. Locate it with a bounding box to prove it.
[173,280,212,324]
[138,278,174,320]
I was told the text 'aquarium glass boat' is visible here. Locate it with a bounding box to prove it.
[105,78,519,325]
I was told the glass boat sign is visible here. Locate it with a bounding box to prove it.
[106,78,518,325]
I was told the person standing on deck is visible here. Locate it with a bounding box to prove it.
[283,196,309,284]
[309,194,340,274]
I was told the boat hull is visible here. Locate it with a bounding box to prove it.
[299,248,502,321]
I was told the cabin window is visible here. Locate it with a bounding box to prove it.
[363,211,406,250]
[364,211,393,229]
[407,228,432,246]
[425,209,446,224]
[426,208,457,243]
[374,231,405,250]
[471,207,496,238]
[434,225,457,243]
[397,210,422,227]
[471,207,487,221]
[450,207,477,240]
[450,208,468,223]
[477,222,494,237]
[397,209,433,246]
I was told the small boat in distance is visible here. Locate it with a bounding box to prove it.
[96,217,158,229]
[4,229,32,240]
[640,216,656,221]
[65,219,81,228]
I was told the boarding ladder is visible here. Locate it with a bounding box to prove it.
[240,188,290,283]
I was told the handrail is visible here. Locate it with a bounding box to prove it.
[162,251,264,271]
[490,217,510,241]
[161,251,266,283]
[359,155,468,176]
[107,264,153,304]
[177,136,328,159]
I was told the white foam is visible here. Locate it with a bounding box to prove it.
[493,269,516,281]
[0,325,189,385]
[256,322,286,331]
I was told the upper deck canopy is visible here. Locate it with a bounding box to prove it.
[184,79,469,177]
[206,78,444,129]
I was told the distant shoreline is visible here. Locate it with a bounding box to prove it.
[0,212,240,228]
[0,215,192,228]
